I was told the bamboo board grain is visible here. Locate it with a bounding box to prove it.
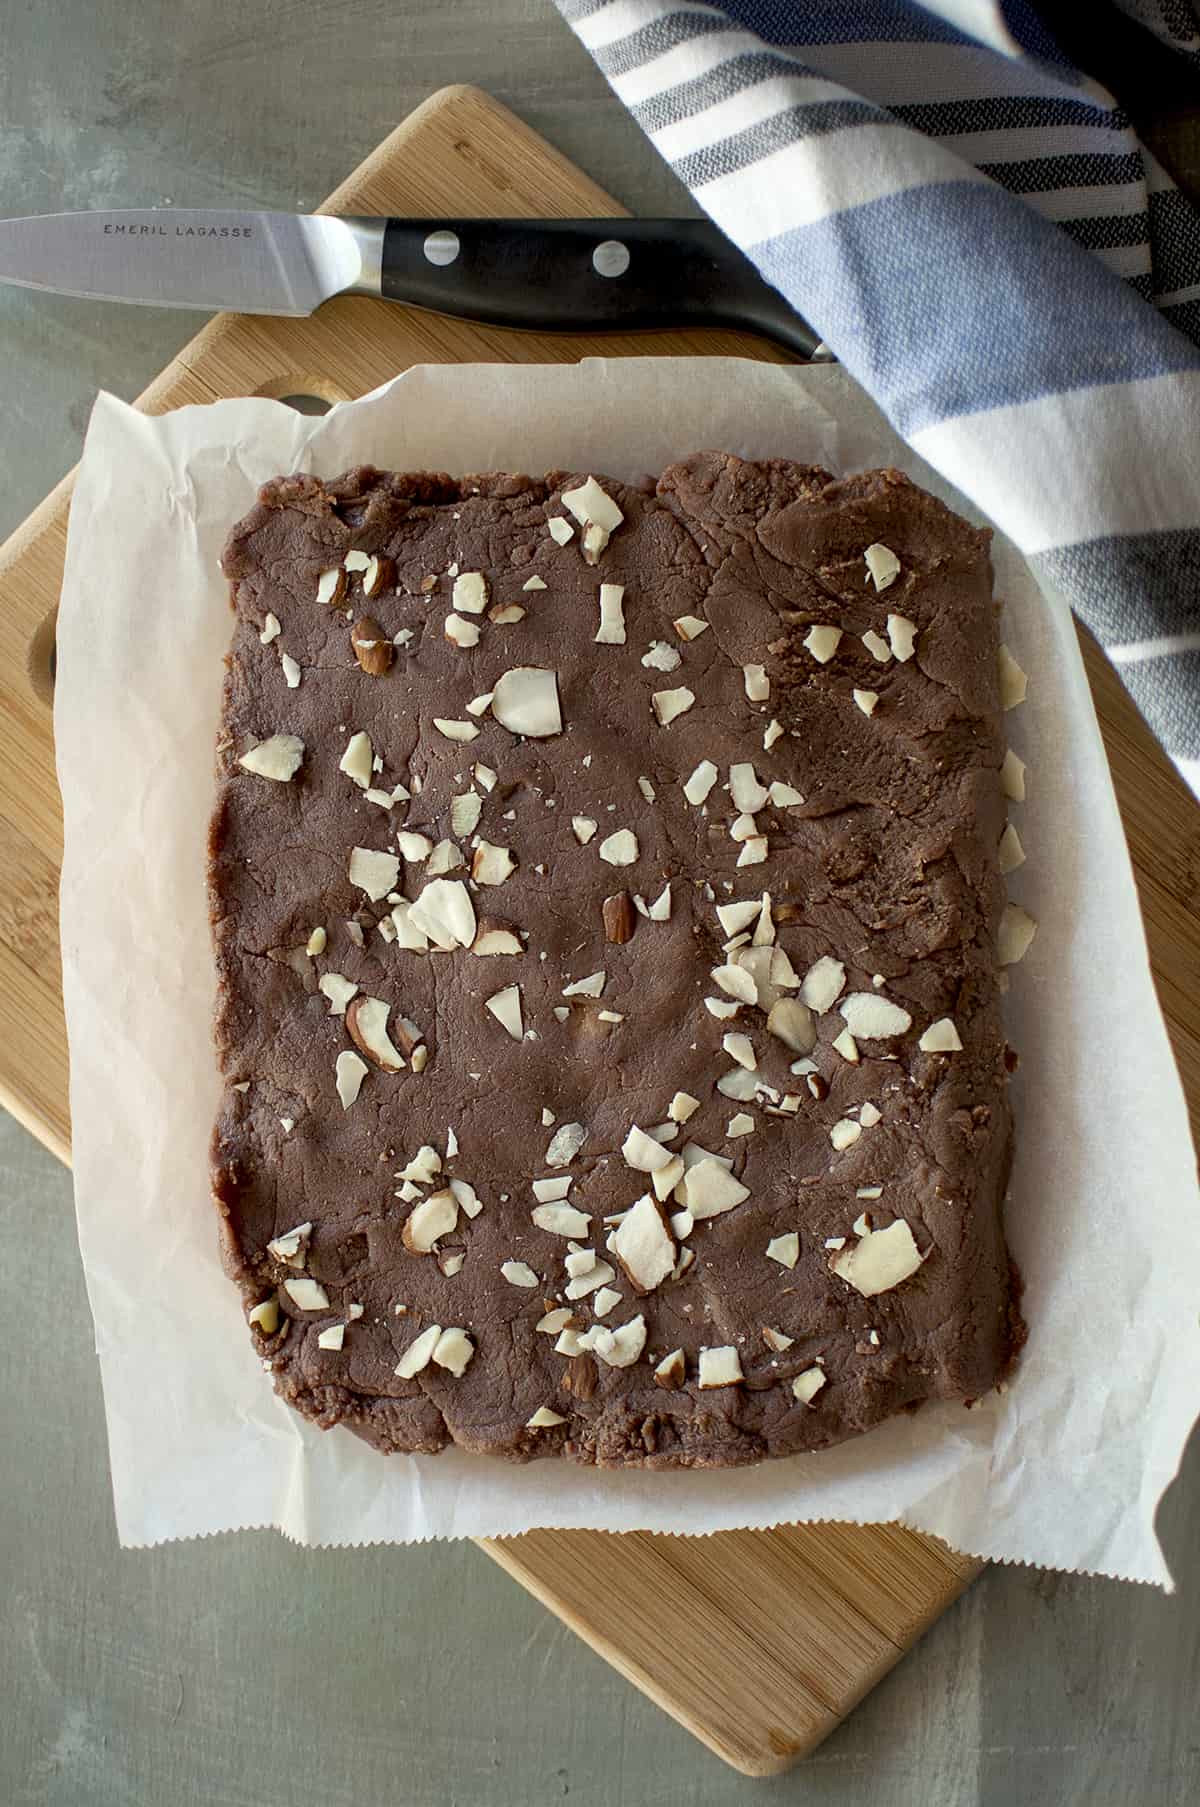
[0,82,1197,1779]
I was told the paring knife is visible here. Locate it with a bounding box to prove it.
[0,209,824,358]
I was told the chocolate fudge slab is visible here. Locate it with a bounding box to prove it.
[209,453,1023,1468]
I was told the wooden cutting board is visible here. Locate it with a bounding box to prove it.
[1,83,1197,1778]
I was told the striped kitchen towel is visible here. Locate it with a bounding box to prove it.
[557,0,1200,792]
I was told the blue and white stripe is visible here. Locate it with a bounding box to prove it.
[558,0,1200,790]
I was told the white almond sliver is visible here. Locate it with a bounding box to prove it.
[536,1307,575,1334]
[561,475,624,534]
[402,1189,459,1254]
[673,615,708,640]
[471,840,517,886]
[651,686,695,727]
[768,781,803,807]
[998,644,1027,710]
[432,1327,474,1376]
[335,1050,368,1110]
[526,1406,567,1428]
[862,629,892,664]
[531,1203,592,1238]
[452,571,488,615]
[318,973,358,1015]
[651,1155,685,1199]
[716,900,761,936]
[766,998,816,1055]
[611,1193,676,1293]
[531,1176,572,1203]
[545,1121,587,1167]
[484,985,523,1040]
[998,902,1037,966]
[407,877,476,950]
[492,667,562,737]
[998,822,1025,874]
[283,1276,328,1311]
[839,993,913,1039]
[853,688,879,716]
[804,624,842,663]
[830,1118,862,1151]
[800,956,846,1013]
[444,613,481,648]
[391,901,429,952]
[832,1028,859,1063]
[394,1323,441,1379]
[864,543,901,591]
[339,730,373,789]
[1001,747,1027,801]
[722,1031,756,1071]
[349,846,400,902]
[716,1066,758,1101]
[237,734,304,782]
[523,575,547,592]
[571,816,598,845]
[887,614,917,662]
[792,1366,827,1404]
[397,831,432,861]
[918,1017,963,1053]
[697,1346,743,1388]
[501,1261,540,1288]
[763,718,784,750]
[712,962,758,1005]
[579,1315,647,1368]
[427,840,464,874]
[729,762,769,812]
[433,718,480,743]
[259,612,281,645]
[683,760,719,805]
[743,663,769,701]
[595,583,626,645]
[737,837,768,867]
[832,1219,924,1297]
[622,1124,673,1173]
[547,515,574,545]
[642,640,681,672]
[450,791,483,838]
[676,1158,749,1220]
[647,884,671,921]
[598,828,639,866]
[669,1091,700,1124]
[562,971,605,998]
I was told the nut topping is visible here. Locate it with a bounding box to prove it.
[352,617,394,675]
[602,891,637,944]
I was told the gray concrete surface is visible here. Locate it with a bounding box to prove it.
[0,5,1197,1804]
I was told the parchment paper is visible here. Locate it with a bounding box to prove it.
[55,359,1200,1585]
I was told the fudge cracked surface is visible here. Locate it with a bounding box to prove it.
[209,452,1024,1467]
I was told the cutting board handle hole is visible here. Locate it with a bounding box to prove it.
[277,393,333,417]
[27,608,56,706]
[254,376,350,414]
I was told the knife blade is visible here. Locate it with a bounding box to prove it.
[0,208,823,357]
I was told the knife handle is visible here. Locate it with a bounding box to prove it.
[372,217,822,359]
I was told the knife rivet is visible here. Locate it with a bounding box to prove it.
[592,239,630,279]
[423,229,460,267]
